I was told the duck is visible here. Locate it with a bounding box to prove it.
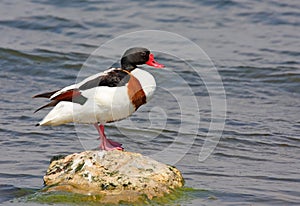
[33,47,164,151]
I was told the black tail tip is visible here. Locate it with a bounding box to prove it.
[35,123,40,126]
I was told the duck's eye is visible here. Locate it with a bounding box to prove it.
[140,52,146,57]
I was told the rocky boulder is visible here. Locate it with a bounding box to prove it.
[43,150,184,204]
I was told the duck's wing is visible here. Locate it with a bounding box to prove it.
[33,90,60,98]
[78,68,130,90]
[33,68,131,113]
[33,88,87,113]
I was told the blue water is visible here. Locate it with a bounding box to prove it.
[1,0,300,205]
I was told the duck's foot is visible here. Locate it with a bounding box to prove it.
[100,138,124,151]
[94,123,124,151]
[107,138,123,147]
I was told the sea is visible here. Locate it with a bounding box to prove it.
[0,0,299,205]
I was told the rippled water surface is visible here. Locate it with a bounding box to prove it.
[1,0,300,205]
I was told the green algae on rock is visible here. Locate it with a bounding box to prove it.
[43,150,184,204]
[26,187,201,205]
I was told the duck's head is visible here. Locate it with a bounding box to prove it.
[121,47,165,71]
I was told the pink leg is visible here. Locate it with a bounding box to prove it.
[94,123,123,151]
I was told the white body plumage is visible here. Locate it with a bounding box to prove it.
[38,68,156,126]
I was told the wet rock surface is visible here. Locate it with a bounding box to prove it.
[43,150,184,204]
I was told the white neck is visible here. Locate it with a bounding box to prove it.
[131,68,156,102]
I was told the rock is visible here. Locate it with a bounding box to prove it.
[43,150,184,204]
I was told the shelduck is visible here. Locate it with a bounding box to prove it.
[34,47,165,150]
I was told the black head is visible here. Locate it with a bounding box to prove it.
[121,47,164,71]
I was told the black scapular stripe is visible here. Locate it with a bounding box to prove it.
[79,69,130,90]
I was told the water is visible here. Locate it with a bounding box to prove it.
[1,0,300,205]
